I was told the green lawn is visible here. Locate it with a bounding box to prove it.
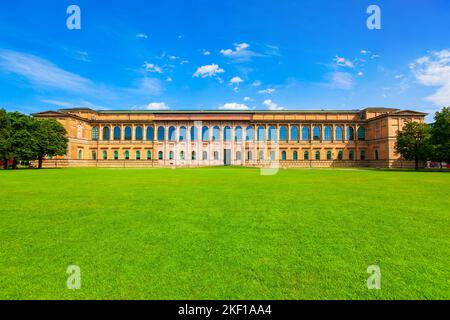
[0,167,449,300]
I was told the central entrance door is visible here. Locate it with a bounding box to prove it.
[224,149,231,166]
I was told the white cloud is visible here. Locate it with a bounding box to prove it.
[324,71,354,90]
[220,43,262,62]
[143,62,163,74]
[410,49,450,105]
[357,71,364,77]
[42,99,102,109]
[136,34,148,39]
[360,50,371,55]
[129,77,163,96]
[258,88,276,94]
[218,102,250,110]
[193,64,224,78]
[146,102,170,110]
[75,50,91,63]
[229,76,244,85]
[252,80,262,87]
[263,99,284,110]
[180,60,189,65]
[169,55,178,60]
[202,49,211,56]
[334,56,354,68]
[371,54,381,59]
[166,77,173,82]
[243,96,253,101]
[0,49,94,93]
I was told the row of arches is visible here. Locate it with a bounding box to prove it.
[95,125,366,142]
[84,149,379,161]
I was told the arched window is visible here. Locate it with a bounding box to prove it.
[360,150,366,160]
[91,150,96,160]
[169,151,174,160]
[338,150,343,161]
[349,150,355,160]
[281,151,287,160]
[327,151,332,160]
[347,127,355,141]
[146,126,154,141]
[102,151,107,160]
[212,126,220,141]
[135,126,143,140]
[257,126,265,141]
[374,150,379,160]
[302,126,310,140]
[124,150,130,160]
[180,151,185,160]
[236,151,242,161]
[324,126,332,141]
[202,126,209,141]
[279,126,287,141]
[268,126,276,141]
[158,151,163,160]
[313,126,321,140]
[270,151,275,161]
[136,151,141,160]
[179,126,187,141]
[168,126,176,141]
[157,126,165,141]
[246,126,254,141]
[224,126,231,141]
[91,127,99,140]
[202,151,208,160]
[190,126,198,141]
[259,150,264,160]
[114,150,119,160]
[248,151,253,161]
[335,126,343,140]
[147,151,152,160]
[102,127,110,140]
[214,151,219,160]
[358,127,366,141]
[124,126,132,140]
[315,151,321,160]
[78,149,83,160]
[304,151,309,160]
[192,151,196,160]
[235,126,242,141]
[113,126,121,140]
[291,126,299,141]
[293,151,298,161]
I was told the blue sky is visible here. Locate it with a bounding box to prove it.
[0,0,449,121]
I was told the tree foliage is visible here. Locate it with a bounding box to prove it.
[31,118,68,168]
[430,107,450,163]
[395,121,432,170]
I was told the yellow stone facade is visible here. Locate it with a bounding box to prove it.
[34,107,427,168]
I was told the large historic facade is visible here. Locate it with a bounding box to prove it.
[34,107,427,168]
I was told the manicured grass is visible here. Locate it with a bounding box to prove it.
[0,167,449,300]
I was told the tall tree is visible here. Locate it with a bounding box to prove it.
[430,107,450,165]
[0,109,12,169]
[395,122,432,170]
[31,118,68,169]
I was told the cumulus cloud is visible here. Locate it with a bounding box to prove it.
[202,49,211,56]
[410,49,450,105]
[252,80,262,87]
[218,102,250,110]
[145,102,170,110]
[143,62,163,73]
[258,88,276,94]
[334,56,354,68]
[243,96,253,101]
[193,64,224,78]
[360,50,371,55]
[220,43,262,62]
[136,33,148,39]
[263,99,284,110]
[229,76,244,85]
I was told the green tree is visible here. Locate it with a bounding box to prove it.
[0,109,12,169]
[430,107,450,165]
[395,122,432,170]
[31,118,68,169]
